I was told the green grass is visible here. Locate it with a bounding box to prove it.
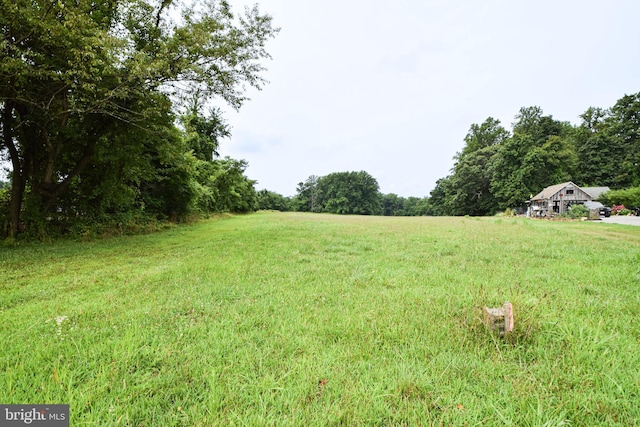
[1,212,640,426]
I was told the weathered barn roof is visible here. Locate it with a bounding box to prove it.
[530,182,577,201]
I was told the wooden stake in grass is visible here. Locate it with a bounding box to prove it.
[483,302,514,336]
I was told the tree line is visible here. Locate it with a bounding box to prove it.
[0,0,278,239]
[2,0,638,239]
[255,172,431,216]
[429,94,640,216]
[258,92,640,217]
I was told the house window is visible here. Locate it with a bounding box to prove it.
[566,189,574,195]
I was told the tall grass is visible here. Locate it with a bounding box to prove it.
[1,212,639,425]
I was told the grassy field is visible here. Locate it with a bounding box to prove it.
[1,212,639,426]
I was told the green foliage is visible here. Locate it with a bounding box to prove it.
[427,177,454,216]
[571,107,621,187]
[446,118,508,216]
[598,187,640,208]
[430,109,577,216]
[291,175,320,212]
[193,157,257,213]
[316,171,381,215]
[381,193,404,215]
[256,189,291,211]
[293,171,382,215]
[566,204,590,219]
[570,97,640,189]
[502,207,514,217]
[0,0,277,238]
[606,93,640,187]
[611,205,627,215]
[381,193,430,216]
[490,108,574,210]
[402,196,431,216]
[181,103,230,162]
[432,93,640,216]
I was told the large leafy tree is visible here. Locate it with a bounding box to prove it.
[315,171,381,215]
[606,93,640,187]
[445,118,509,215]
[292,175,320,212]
[572,107,608,186]
[193,157,257,213]
[571,94,640,189]
[181,100,230,162]
[293,171,382,215]
[427,176,454,216]
[572,107,627,187]
[58,100,190,223]
[0,0,277,238]
[490,107,574,208]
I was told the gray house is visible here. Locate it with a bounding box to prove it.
[528,182,604,217]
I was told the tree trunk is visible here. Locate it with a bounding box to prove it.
[3,103,34,239]
[8,173,26,240]
[2,103,23,239]
[37,137,97,218]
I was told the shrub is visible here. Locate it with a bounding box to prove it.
[599,187,640,208]
[612,205,626,215]
[567,204,589,219]
[503,208,514,216]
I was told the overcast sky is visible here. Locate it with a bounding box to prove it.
[219,0,640,197]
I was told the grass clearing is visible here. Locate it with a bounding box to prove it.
[1,212,640,425]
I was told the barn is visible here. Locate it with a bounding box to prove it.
[528,182,597,217]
